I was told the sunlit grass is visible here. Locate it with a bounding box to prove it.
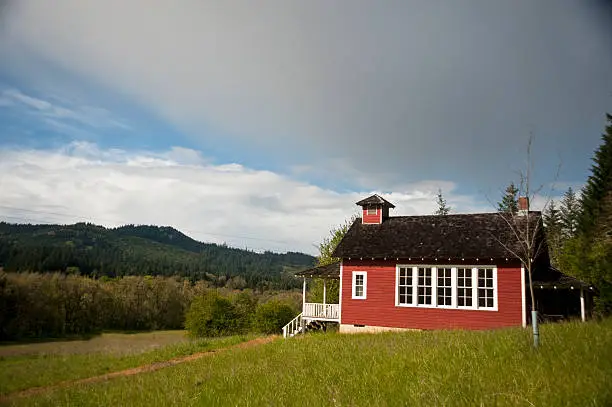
[7,320,611,406]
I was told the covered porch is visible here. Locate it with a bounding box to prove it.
[295,262,341,322]
[532,272,594,323]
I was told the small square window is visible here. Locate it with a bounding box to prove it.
[367,206,378,215]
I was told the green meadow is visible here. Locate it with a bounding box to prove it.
[1,320,611,406]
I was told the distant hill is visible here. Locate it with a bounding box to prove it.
[0,222,315,289]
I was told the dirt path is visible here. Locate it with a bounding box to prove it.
[1,336,277,403]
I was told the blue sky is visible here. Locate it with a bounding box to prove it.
[0,0,611,254]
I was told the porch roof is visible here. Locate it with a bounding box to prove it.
[533,267,591,290]
[295,262,340,279]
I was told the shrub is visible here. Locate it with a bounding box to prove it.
[253,300,296,334]
[185,291,238,338]
[232,290,258,333]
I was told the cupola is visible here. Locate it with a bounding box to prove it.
[356,194,395,224]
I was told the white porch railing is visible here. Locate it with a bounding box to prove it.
[303,303,340,320]
[282,313,303,338]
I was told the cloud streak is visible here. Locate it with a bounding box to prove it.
[0,88,130,134]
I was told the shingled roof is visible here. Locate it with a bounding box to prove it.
[355,194,396,208]
[295,262,340,278]
[332,212,545,261]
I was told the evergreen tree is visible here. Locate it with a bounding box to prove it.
[560,187,580,239]
[543,200,562,267]
[498,182,519,214]
[434,188,451,215]
[579,114,612,235]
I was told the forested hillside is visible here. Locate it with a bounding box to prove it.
[0,222,314,289]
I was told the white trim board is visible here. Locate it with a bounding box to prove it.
[521,266,527,327]
[339,261,344,323]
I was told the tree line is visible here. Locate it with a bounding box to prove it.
[536,114,612,315]
[556,114,612,315]
[0,271,300,341]
[0,223,314,291]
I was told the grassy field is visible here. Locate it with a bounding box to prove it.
[0,331,253,397]
[2,320,611,406]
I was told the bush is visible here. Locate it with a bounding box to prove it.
[253,300,296,334]
[185,291,238,338]
[232,290,258,333]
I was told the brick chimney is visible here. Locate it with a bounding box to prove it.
[518,196,529,215]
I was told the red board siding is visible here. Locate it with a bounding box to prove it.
[362,208,382,224]
[341,260,523,330]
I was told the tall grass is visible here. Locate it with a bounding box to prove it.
[8,320,612,406]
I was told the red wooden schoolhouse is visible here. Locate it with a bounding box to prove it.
[283,194,589,337]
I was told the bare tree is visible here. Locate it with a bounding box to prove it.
[492,136,559,348]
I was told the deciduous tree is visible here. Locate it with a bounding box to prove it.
[310,216,356,304]
[493,137,552,348]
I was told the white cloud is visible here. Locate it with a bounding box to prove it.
[0,143,488,254]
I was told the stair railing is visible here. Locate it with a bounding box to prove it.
[282,313,303,338]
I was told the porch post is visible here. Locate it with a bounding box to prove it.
[580,287,586,322]
[302,277,306,312]
[323,279,327,306]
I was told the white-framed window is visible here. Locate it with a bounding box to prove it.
[478,267,495,308]
[397,266,413,305]
[457,267,473,307]
[437,267,453,307]
[352,271,367,299]
[417,267,433,305]
[367,205,378,215]
[396,265,498,311]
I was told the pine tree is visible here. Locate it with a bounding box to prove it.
[579,113,612,235]
[559,187,580,239]
[543,200,562,267]
[498,182,519,214]
[434,188,451,215]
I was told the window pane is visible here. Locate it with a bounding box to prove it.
[356,286,363,297]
